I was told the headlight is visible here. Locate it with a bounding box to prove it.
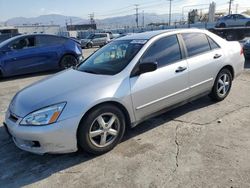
[244,40,250,46]
[79,55,84,62]
[20,102,66,126]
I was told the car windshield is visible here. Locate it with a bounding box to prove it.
[86,34,94,39]
[77,40,146,75]
[0,35,21,48]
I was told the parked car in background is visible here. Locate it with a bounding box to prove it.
[80,33,111,48]
[4,29,244,155]
[216,14,250,28]
[243,39,250,59]
[0,34,82,78]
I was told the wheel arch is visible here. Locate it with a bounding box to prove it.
[60,52,78,60]
[219,22,226,27]
[219,65,235,80]
[77,101,132,133]
[58,53,78,66]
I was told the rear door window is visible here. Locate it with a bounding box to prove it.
[36,36,66,47]
[182,33,211,57]
[100,34,107,38]
[207,36,220,50]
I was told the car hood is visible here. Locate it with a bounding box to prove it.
[9,69,117,117]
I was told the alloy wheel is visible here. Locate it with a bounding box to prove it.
[217,73,230,97]
[89,113,120,148]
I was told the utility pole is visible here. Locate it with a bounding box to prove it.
[228,0,234,15]
[70,18,73,26]
[235,3,239,14]
[167,0,173,26]
[135,4,139,28]
[142,10,145,28]
[89,13,95,24]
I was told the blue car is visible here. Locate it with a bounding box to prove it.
[0,34,83,77]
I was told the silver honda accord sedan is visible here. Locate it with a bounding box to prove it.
[4,29,244,155]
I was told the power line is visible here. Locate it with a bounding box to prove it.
[95,0,165,18]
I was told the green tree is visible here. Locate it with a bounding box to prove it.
[242,10,250,15]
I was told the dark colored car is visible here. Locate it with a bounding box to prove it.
[0,34,83,78]
[243,40,250,59]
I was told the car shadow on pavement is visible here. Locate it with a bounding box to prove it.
[124,96,214,140]
[0,70,58,82]
[0,96,215,187]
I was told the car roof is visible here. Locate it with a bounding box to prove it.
[116,28,203,40]
[0,34,70,47]
[8,34,68,41]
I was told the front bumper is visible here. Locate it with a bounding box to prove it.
[4,110,79,154]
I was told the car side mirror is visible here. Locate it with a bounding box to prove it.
[138,61,158,75]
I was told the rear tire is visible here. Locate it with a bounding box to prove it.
[219,23,226,28]
[77,104,126,155]
[209,69,232,102]
[225,31,237,41]
[87,43,92,48]
[59,55,78,69]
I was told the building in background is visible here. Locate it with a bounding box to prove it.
[16,24,60,35]
[188,9,199,24]
[66,24,97,38]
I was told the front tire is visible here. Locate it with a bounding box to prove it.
[77,104,126,155]
[209,69,232,101]
[59,55,78,69]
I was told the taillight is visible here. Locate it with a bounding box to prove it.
[240,47,244,55]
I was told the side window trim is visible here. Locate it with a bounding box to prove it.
[177,33,188,59]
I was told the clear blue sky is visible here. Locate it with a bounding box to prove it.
[0,0,249,21]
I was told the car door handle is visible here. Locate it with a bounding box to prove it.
[214,54,222,59]
[175,66,187,73]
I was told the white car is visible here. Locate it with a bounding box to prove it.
[216,14,250,28]
[80,33,111,48]
[4,29,244,155]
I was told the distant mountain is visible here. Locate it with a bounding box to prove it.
[96,13,182,29]
[6,14,89,26]
[4,13,182,28]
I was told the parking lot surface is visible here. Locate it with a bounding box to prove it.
[0,48,250,187]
